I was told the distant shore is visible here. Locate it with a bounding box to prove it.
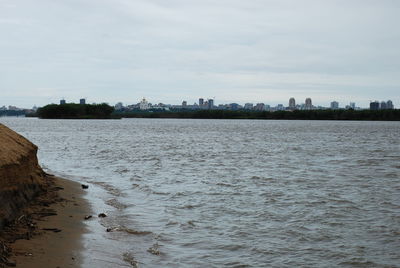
[114,109,400,121]
[26,108,400,121]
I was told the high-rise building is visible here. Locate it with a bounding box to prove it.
[255,103,265,111]
[139,98,149,110]
[229,103,239,110]
[199,98,204,108]
[277,104,284,111]
[207,99,214,109]
[387,100,394,109]
[330,101,339,109]
[115,102,124,110]
[305,98,312,110]
[182,101,187,108]
[60,99,66,105]
[350,102,355,109]
[380,101,387,109]
[80,98,86,105]
[244,103,254,110]
[289,98,296,110]
[370,101,380,110]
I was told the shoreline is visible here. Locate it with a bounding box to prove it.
[0,175,90,268]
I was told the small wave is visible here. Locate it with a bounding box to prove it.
[216,182,235,187]
[147,243,162,256]
[217,244,245,251]
[180,220,196,228]
[178,204,202,209]
[115,168,129,174]
[130,176,142,181]
[107,226,152,235]
[152,191,169,195]
[89,181,123,196]
[224,262,250,268]
[172,192,187,197]
[122,252,139,268]
[339,260,379,267]
[106,198,129,210]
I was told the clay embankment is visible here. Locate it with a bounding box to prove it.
[0,124,47,230]
[0,124,89,268]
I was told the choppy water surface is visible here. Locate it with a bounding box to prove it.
[1,118,399,267]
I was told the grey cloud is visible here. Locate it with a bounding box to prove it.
[0,0,399,107]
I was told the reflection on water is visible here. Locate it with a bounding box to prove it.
[1,118,400,267]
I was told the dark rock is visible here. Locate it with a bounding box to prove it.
[81,184,89,189]
[98,213,107,218]
[84,215,92,220]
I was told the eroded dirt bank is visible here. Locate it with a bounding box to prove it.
[0,123,89,267]
[0,124,47,230]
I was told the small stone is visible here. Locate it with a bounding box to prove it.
[84,215,92,220]
[81,184,89,189]
[98,213,107,218]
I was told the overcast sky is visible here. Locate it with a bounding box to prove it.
[1,0,399,108]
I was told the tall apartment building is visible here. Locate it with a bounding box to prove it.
[370,101,380,110]
[255,103,265,111]
[305,98,312,110]
[387,100,394,109]
[289,98,296,110]
[207,99,214,109]
[330,101,339,109]
[244,103,254,110]
[199,98,204,108]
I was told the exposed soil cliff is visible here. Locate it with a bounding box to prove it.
[0,124,46,230]
[0,124,89,267]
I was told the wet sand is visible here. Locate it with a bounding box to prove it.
[2,176,90,268]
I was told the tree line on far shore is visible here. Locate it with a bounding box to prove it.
[36,103,115,119]
[115,109,400,121]
[28,104,400,121]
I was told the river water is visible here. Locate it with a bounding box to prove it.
[1,118,399,267]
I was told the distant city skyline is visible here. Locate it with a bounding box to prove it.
[1,1,399,108]
[2,96,397,113]
[0,96,397,110]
